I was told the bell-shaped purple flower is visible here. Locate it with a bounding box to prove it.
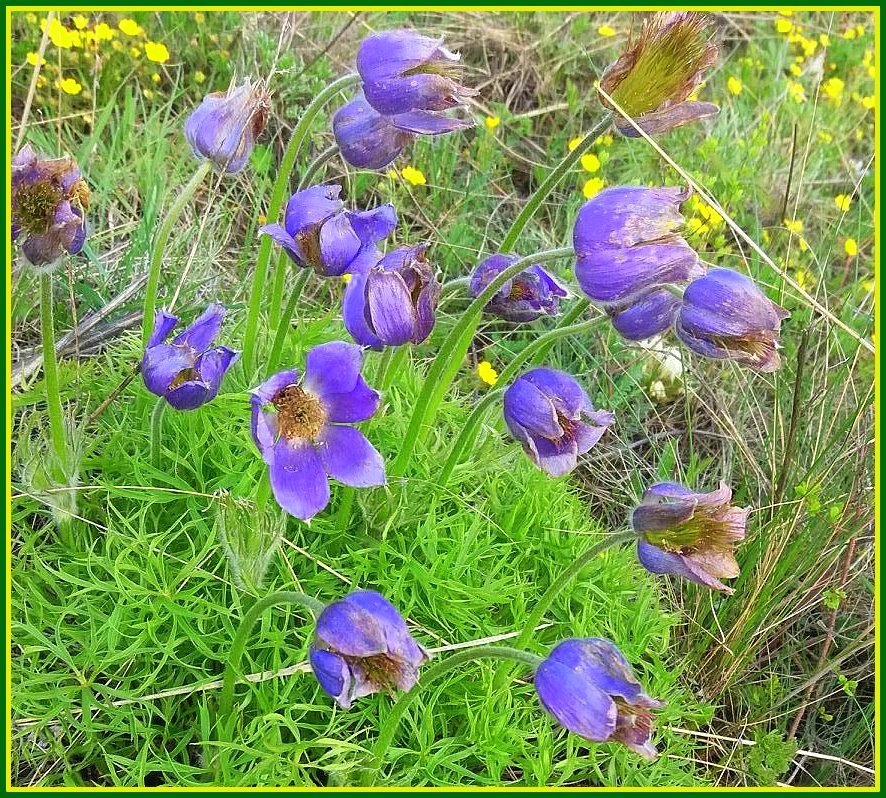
[333,95,472,170]
[470,254,569,323]
[309,589,430,709]
[260,184,397,277]
[12,144,89,268]
[503,368,614,477]
[343,244,440,348]
[250,342,385,521]
[633,481,749,593]
[142,303,239,411]
[184,79,271,174]
[535,638,664,759]
[356,29,476,117]
[675,268,789,372]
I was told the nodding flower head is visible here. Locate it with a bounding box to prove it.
[600,12,719,136]
[470,254,569,323]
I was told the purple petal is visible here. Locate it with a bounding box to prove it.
[252,369,301,404]
[366,270,417,346]
[268,440,331,521]
[314,595,391,657]
[636,539,732,593]
[302,341,364,401]
[618,101,720,137]
[535,657,617,742]
[357,30,454,84]
[316,425,385,487]
[148,310,179,348]
[333,96,411,170]
[520,367,591,419]
[573,420,609,456]
[141,344,195,398]
[631,500,696,533]
[284,184,344,239]
[343,269,384,349]
[321,376,380,424]
[390,110,473,134]
[194,345,238,390]
[347,205,398,247]
[503,378,561,439]
[318,213,361,277]
[165,380,214,411]
[610,289,681,341]
[532,435,580,477]
[309,647,352,707]
[172,302,225,351]
[260,223,303,266]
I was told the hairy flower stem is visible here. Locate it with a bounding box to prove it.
[141,160,212,346]
[242,73,361,376]
[266,269,311,374]
[390,247,574,479]
[499,113,612,253]
[267,251,290,331]
[492,531,638,690]
[39,273,67,469]
[149,398,166,471]
[367,645,543,785]
[298,144,341,191]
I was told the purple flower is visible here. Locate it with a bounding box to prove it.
[309,589,430,709]
[675,268,789,372]
[356,29,476,117]
[470,254,569,322]
[184,79,271,173]
[343,244,440,348]
[535,638,664,759]
[142,303,239,411]
[12,144,89,268]
[250,342,385,521]
[600,12,719,137]
[503,368,614,477]
[633,481,749,593]
[260,184,397,277]
[333,95,471,171]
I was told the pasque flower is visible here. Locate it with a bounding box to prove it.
[632,481,749,593]
[343,244,440,348]
[573,186,703,340]
[503,368,613,477]
[142,303,239,410]
[12,144,89,268]
[675,268,789,372]
[535,638,664,759]
[260,184,397,277]
[250,342,385,521]
[600,12,719,136]
[470,254,569,322]
[184,79,271,173]
[310,589,430,709]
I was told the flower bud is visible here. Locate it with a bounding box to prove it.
[470,254,568,322]
[215,491,285,592]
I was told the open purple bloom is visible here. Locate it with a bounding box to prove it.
[333,95,471,171]
[250,342,385,521]
[309,589,430,709]
[633,481,749,593]
[503,368,614,477]
[356,29,476,117]
[142,303,239,411]
[184,79,271,173]
[675,268,789,372]
[470,254,569,322]
[12,144,89,268]
[343,244,440,348]
[260,184,397,277]
[535,638,664,759]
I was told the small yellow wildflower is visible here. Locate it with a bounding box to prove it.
[787,80,806,103]
[842,27,857,40]
[595,133,613,147]
[800,36,817,57]
[817,130,833,144]
[582,177,605,199]
[26,52,46,67]
[94,22,114,42]
[862,278,874,293]
[567,136,583,152]
[477,361,499,386]
[821,77,844,104]
[855,24,865,36]
[341,273,353,285]
[819,33,830,47]
[484,115,501,131]
[861,95,875,110]
[209,33,219,44]
[776,18,794,34]
[57,77,83,95]
[257,213,267,225]
[46,18,75,48]
[597,25,616,37]
[844,238,858,256]
[194,12,206,23]
[130,46,141,57]
[867,65,875,78]
[194,70,206,84]
[834,194,851,213]
[793,269,811,291]
[144,41,170,64]
[118,18,142,37]
[686,217,709,236]
[142,88,154,100]
[151,72,161,84]
[73,14,88,30]
[25,12,37,24]
[863,49,873,67]
[798,236,809,252]
[36,75,47,88]
[855,128,864,141]
[789,63,803,77]
[400,165,426,186]
[727,76,743,96]
[580,153,601,173]
[784,218,803,234]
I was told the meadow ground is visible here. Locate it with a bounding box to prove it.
[9,9,876,788]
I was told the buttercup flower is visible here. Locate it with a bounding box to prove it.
[12,144,89,268]
[250,342,385,521]
[310,589,430,709]
[535,638,664,759]
[675,268,789,371]
[470,254,569,322]
[600,12,719,136]
[343,244,440,348]
[260,184,397,277]
[142,303,238,411]
[503,368,613,477]
[184,79,271,173]
[573,186,703,340]
[633,481,749,593]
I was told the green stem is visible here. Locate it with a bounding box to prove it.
[149,398,166,471]
[298,144,341,191]
[266,269,311,374]
[267,251,289,331]
[389,247,574,479]
[39,273,67,468]
[499,114,612,253]
[141,160,212,346]
[242,73,360,376]
[377,346,407,392]
[368,645,543,785]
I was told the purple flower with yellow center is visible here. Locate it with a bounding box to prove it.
[250,342,385,521]
[142,303,239,411]
[573,185,703,341]
[675,268,789,372]
[184,79,271,173]
[12,144,89,268]
[600,12,719,137]
[260,184,396,278]
[343,244,440,349]
[535,638,664,759]
[333,95,471,170]
[309,589,430,709]
[503,368,614,477]
[633,481,749,593]
[356,29,476,117]
[470,254,569,322]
